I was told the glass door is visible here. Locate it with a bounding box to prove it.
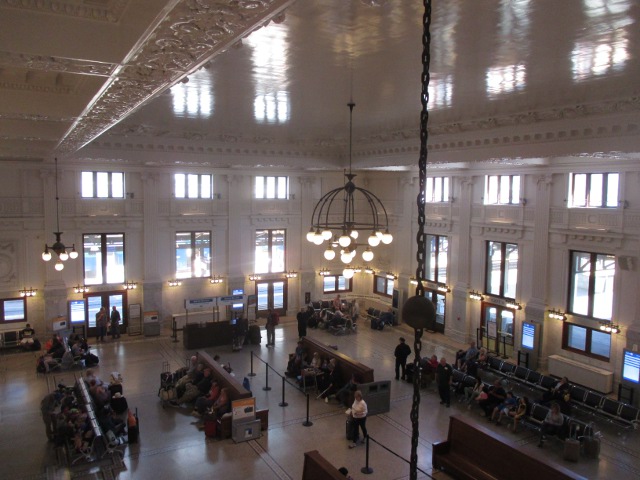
[481,304,516,358]
[424,290,446,333]
[84,292,125,338]
[255,280,287,317]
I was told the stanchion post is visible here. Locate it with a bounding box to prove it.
[248,350,256,377]
[501,335,508,359]
[171,319,178,343]
[360,435,373,474]
[262,363,271,391]
[279,377,288,407]
[302,393,313,427]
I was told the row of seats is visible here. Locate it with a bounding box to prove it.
[483,356,639,429]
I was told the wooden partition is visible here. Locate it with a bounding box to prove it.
[302,450,347,480]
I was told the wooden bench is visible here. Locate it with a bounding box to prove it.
[302,450,349,480]
[432,414,587,480]
[301,336,374,384]
[197,350,268,439]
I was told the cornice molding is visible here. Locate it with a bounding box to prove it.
[0,50,115,76]
[0,0,128,22]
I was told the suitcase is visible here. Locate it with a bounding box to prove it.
[346,416,354,441]
[563,438,580,462]
[249,325,261,345]
[204,414,217,438]
[128,408,139,444]
[583,437,600,459]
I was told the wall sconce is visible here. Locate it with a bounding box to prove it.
[249,274,262,281]
[285,271,298,278]
[547,309,566,321]
[209,275,224,284]
[353,266,362,273]
[73,284,89,294]
[437,284,451,293]
[19,287,37,297]
[386,273,397,280]
[318,268,331,277]
[364,267,375,274]
[409,277,418,285]
[123,281,137,290]
[168,279,182,287]
[599,321,621,334]
[469,290,483,301]
[505,300,523,310]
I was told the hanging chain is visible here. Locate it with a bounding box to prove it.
[410,2,431,480]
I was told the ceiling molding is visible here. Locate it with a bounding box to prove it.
[0,0,128,22]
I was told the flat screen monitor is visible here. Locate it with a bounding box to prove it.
[232,289,244,295]
[521,321,535,350]
[68,299,86,324]
[622,349,640,384]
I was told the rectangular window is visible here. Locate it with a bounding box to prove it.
[425,177,450,203]
[485,241,518,298]
[568,172,619,208]
[81,171,124,198]
[322,275,352,294]
[83,233,125,285]
[175,231,211,278]
[0,298,26,323]
[174,173,212,199]
[568,251,615,320]
[374,275,395,298]
[426,234,448,284]
[563,322,611,361]
[255,176,288,199]
[484,174,520,205]
[255,229,286,273]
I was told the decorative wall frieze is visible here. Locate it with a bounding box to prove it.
[550,229,624,250]
[250,215,290,226]
[0,0,128,23]
[0,241,17,284]
[0,80,74,94]
[0,50,115,76]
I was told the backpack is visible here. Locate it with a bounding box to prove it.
[272,312,280,326]
[36,356,46,373]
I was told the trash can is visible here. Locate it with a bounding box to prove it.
[360,380,391,415]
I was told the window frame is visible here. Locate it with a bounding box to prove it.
[562,322,611,361]
[426,234,448,284]
[322,275,353,294]
[81,171,124,198]
[255,229,286,274]
[175,231,212,279]
[255,176,289,199]
[83,233,125,285]
[425,176,450,203]
[568,172,619,208]
[568,250,615,321]
[484,174,520,205]
[0,297,27,324]
[373,275,395,298]
[174,173,213,199]
[485,241,519,299]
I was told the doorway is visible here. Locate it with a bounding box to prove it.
[85,292,126,338]
[255,280,287,317]
[481,304,515,358]
[425,290,446,333]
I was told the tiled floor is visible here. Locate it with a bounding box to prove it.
[1,319,639,480]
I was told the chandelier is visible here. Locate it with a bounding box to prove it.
[306,102,392,278]
[42,158,78,271]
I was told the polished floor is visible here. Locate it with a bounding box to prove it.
[1,318,639,480]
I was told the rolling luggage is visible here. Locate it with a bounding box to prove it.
[204,413,217,438]
[583,422,600,459]
[128,408,139,444]
[563,423,580,462]
[346,415,354,440]
[249,325,261,345]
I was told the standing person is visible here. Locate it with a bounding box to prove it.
[265,308,278,347]
[40,392,59,441]
[394,337,412,380]
[96,307,107,343]
[296,307,308,339]
[332,294,341,312]
[348,390,368,448]
[110,306,121,339]
[436,357,453,408]
[351,300,360,324]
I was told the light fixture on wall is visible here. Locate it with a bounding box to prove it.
[306,102,392,279]
[19,287,37,297]
[386,273,397,280]
[209,275,224,284]
[123,281,137,290]
[318,268,331,276]
[599,321,620,334]
[436,284,451,293]
[168,279,182,287]
[41,158,78,271]
[73,284,89,294]
[285,270,298,278]
[505,300,523,310]
[248,274,262,281]
[364,267,374,274]
[469,290,483,301]
[547,309,566,321]
[409,277,418,286]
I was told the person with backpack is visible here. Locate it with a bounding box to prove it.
[265,308,279,347]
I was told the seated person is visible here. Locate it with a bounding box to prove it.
[110,392,129,415]
[490,391,517,423]
[319,359,341,401]
[20,323,36,348]
[336,373,361,407]
[84,369,104,387]
[542,376,570,403]
[477,379,506,417]
[329,310,347,329]
[193,381,220,416]
[378,308,395,328]
[170,368,213,406]
[507,396,529,432]
[455,341,479,370]
[47,334,66,359]
[420,354,438,374]
[195,387,231,420]
[286,341,307,377]
[464,375,484,406]
[175,362,205,394]
[538,402,565,447]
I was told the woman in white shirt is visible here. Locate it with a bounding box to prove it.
[349,390,368,448]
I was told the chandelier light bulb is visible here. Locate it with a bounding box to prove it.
[324,247,336,261]
[340,251,352,264]
[350,230,359,240]
[69,249,79,259]
[306,228,315,243]
[368,232,381,247]
[381,229,393,244]
[313,233,324,245]
[338,233,351,248]
[59,251,69,261]
[42,250,52,262]
[321,229,333,241]
[362,248,374,262]
[343,266,355,279]
[55,260,64,271]
[376,230,384,239]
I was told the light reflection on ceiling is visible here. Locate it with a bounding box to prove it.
[170,69,214,119]
[246,24,291,124]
